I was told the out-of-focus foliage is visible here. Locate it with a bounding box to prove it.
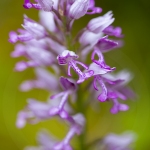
[0,0,150,149]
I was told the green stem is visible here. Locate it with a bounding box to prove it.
[76,86,87,150]
[64,17,87,150]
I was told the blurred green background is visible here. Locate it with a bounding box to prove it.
[0,0,150,149]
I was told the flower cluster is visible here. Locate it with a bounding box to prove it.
[9,0,136,149]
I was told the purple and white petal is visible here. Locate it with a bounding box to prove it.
[87,11,114,33]
[20,68,58,91]
[9,31,18,43]
[22,15,47,39]
[103,25,124,38]
[104,132,136,150]
[59,76,77,92]
[89,63,108,76]
[69,0,89,19]
[39,11,57,32]
[37,0,54,12]
[96,36,118,53]
[11,44,26,57]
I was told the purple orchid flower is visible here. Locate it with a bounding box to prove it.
[57,50,94,84]
[79,11,115,56]
[25,114,85,150]
[9,15,47,43]
[91,47,116,71]
[91,69,134,113]
[104,132,136,150]
[15,46,55,71]
[16,98,58,128]
[88,62,113,102]
[87,11,114,33]
[16,96,73,128]
[20,67,59,92]
[49,76,77,117]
